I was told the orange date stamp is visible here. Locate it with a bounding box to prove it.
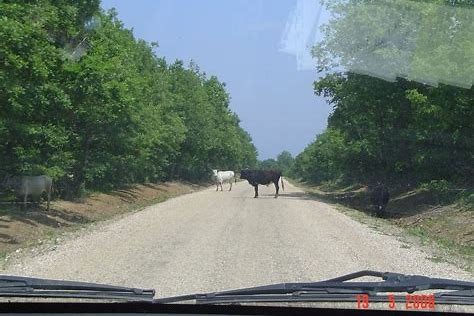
[356,293,436,310]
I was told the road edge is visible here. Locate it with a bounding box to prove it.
[287,178,473,274]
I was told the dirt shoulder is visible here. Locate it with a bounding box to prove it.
[288,179,473,273]
[0,181,209,265]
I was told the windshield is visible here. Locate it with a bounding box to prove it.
[0,0,472,313]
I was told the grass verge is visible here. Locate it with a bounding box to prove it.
[288,178,473,272]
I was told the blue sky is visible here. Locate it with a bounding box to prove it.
[101,0,331,159]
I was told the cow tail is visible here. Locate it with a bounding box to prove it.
[281,176,285,191]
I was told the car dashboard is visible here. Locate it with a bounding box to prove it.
[0,302,472,316]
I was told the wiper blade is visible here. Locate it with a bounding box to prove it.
[0,275,154,302]
[156,270,474,305]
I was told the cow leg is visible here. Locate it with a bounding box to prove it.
[376,196,383,217]
[216,182,219,191]
[47,188,51,211]
[220,182,223,191]
[253,185,259,198]
[229,180,232,191]
[377,205,385,218]
[274,181,280,198]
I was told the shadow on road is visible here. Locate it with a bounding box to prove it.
[233,192,323,201]
[270,186,446,220]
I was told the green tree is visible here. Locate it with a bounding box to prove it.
[0,0,100,183]
[314,0,474,89]
[258,159,279,170]
[293,0,473,186]
[276,151,294,176]
[0,1,257,197]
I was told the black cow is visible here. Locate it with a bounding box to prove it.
[370,183,390,217]
[240,169,285,198]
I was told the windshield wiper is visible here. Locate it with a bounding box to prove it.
[0,275,154,302]
[155,270,474,305]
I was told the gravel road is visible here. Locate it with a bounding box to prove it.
[3,181,472,298]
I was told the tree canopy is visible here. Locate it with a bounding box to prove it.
[294,0,473,187]
[314,0,474,89]
[258,150,295,176]
[0,0,257,196]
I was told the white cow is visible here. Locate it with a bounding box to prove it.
[1,175,53,211]
[212,169,235,192]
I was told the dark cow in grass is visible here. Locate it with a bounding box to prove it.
[240,169,284,198]
[370,183,390,217]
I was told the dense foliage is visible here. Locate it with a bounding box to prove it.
[294,0,474,187]
[0,0,257,197]
[258,151,295,176]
